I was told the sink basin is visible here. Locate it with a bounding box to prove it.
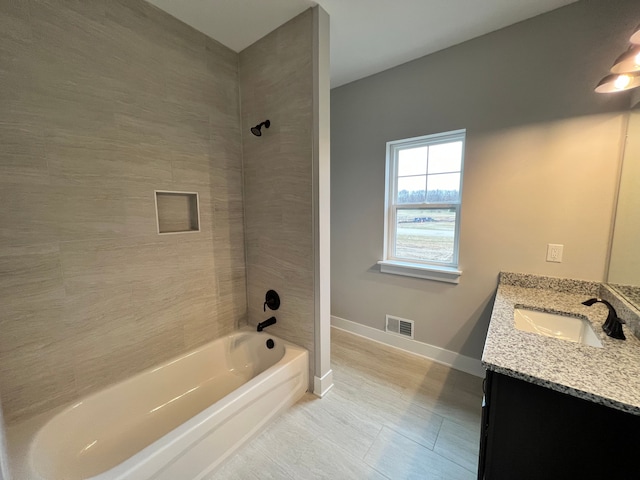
[514,308,603,348]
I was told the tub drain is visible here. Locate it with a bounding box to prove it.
[266,338,275,349]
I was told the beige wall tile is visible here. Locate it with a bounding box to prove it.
[72,314,187,396]
[0,122,49,185]
[240,10,315,387]
[0,0,314,425]
[0,244,64,305]
[0,339,78,424]
[0,0,245,423]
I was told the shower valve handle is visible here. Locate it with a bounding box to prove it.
[264,290,280,312]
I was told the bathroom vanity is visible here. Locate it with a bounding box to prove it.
[479,273,640,480]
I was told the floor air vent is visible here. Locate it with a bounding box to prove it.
[385,315,414,339]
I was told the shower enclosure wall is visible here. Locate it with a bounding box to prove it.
[0,0,330,462]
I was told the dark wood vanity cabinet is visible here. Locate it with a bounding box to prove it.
[478,370,640,480]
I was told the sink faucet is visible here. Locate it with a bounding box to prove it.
[582,298,626,340]
[257,316,277,332]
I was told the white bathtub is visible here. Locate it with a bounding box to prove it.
[10,330,308,480]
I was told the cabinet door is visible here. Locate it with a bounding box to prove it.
[483,372,640,480]
[477,370,492,480]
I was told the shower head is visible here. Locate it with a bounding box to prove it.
[250,120,270,137]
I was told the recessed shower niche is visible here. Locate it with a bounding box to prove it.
[154,190,200,234]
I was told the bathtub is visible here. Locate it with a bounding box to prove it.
[10,330,308,480]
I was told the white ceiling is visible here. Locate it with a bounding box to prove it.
[147,0,579,88]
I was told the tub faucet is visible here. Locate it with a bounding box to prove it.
[582,298,626,340]
[257,316,277,332]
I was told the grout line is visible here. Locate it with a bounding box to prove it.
[432,419,480,474]
[432,416,444,450]
[439,412,483,434]
[371,466,393,480]
[431,448,478,475]
[384,422,440,452]
[361,424,384,460]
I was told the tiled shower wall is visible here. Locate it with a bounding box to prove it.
[240,10,316,384]
[0,0,246,423]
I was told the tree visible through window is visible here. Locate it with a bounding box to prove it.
[384,130,465,270]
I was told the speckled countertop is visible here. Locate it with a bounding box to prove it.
[482,272,640,415]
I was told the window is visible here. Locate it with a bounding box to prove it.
[378,129,465,283]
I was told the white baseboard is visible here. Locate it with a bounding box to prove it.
[313,369,334,397]
[331,315,485,378]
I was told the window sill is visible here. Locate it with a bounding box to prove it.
[377,260,462,284]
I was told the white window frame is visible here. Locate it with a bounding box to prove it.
[378,129,465,284]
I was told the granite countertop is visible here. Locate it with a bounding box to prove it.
[482,272,640,415]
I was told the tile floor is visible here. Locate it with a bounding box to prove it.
[207,327,483,479]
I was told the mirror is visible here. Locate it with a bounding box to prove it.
[608,99,640,310]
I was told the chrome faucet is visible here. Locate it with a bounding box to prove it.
[582,298,626,340]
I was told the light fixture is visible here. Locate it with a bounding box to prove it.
[611,46,640,74]
[595,24,640,94]
[630,24,640,45]
[595,72,640,93]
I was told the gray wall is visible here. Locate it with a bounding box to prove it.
[0,0,246,423]
[240,10,316,384]
[331,0,639,359]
